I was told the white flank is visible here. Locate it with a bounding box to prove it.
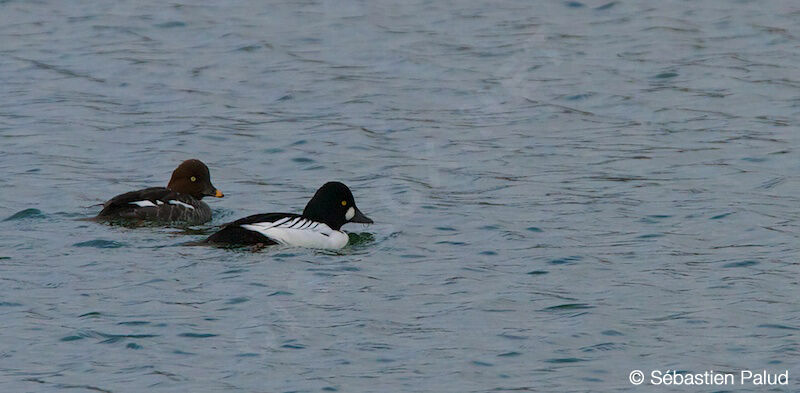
[241,217,349,249]
[345,207,355,221]
[156,200,164,205]
[168,200,195,210]
[130,200,157,208]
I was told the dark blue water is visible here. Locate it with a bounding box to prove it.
[2,1,799,391]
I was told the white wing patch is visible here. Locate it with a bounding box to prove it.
[241,217,349,249]
[130,200,157,208]
[130,199,194,210]
[168,200,195,210]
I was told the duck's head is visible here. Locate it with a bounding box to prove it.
[167,159,223,200]
[302,181,373,230]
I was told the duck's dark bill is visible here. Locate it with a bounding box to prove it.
[351,207,373,224]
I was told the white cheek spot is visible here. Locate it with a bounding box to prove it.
[168,200,196,210]
[345,207,355,221]
[130,200,157,207]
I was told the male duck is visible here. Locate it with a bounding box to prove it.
[204,181,372,249]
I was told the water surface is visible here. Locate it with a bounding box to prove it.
[1,1,799,391]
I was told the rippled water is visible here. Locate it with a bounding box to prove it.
[2,1,800,391]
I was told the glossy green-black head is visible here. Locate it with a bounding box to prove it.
[302,181,373,230]
[167,159,223,200]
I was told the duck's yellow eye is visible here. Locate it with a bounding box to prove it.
[190,176,196,182]
[341,200,347,206]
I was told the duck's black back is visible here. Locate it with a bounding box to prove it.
[203,213,303,245]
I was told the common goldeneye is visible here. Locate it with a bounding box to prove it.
[96,159,223,225]
[204,181,372,249]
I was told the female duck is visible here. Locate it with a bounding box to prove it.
[96,159,223,225]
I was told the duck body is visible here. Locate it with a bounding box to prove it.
[97,187,212,225]
[95,159,223,225]
[204,181,372,250]
[205,213,350,249]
